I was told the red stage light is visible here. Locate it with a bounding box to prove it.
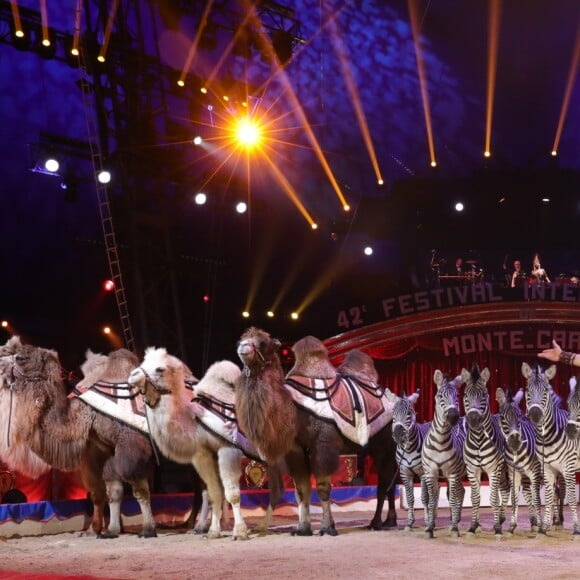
[203,294,210,303]
[103,279,115,292]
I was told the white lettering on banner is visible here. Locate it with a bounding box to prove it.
[442,330,580,356]
[337,283,580,331]
[380,283,504,320]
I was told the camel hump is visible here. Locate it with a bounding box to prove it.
[195,360,241,402]
[337,349,378,383]
[289,335,336,379]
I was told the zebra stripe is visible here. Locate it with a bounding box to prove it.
[421,370,466,538]
[495,387,541,533]
[523,362,580,535]
[461,364,510,536]
[566,376,580,441]
[392,391,433,530]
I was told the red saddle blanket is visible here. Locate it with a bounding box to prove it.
[284,374,398,446]
[69,381,148,433]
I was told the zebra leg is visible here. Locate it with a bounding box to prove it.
[433,479,440,522]
[564,471,580,536]
[466,469,481,534]
[489,469,504,536]
[448,475,464,537]
[508,470,521,534]
[423,475,436,538]
[540,471,556,534]
[554,474,565,529]
[402,472,415,531]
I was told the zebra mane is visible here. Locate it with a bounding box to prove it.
[470,363,480,381]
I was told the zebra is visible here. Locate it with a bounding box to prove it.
[392,390,433,531]
[421,370,466,538]
[461,364,510,536]
[523,362,580,535]
[495,387,542,533]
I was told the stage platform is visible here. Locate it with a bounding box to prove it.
[0,486,383,538]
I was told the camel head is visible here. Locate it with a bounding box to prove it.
[287,335,336,379]
[236,327,282,375]
[9,343,65,410]
[129,347,187,408]
[336,349,378,383]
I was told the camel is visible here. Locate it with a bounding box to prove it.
[128,347,283,540]
[235,327,399,536]
[1,338,156,538]
[0,337,52,479]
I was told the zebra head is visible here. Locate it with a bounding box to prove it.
[433,370,461,426]
[392,390,420,446]
[496,387,525,453]
[566,376,580,440]
[522,362,557,426]
[461,363,490,430]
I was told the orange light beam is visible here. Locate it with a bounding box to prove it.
[485,0,501,155]
[296,252,344,315]
[178,0,215,85]
[39,0,49,45]
[325,3,384,184]
[552,17,580,153]
[240,1,350,212]
[72,0,82,56]
[98,0,120,62]
[408,0,436,166]
[9,1,23,36]
[261,152,317,227]
[202,10,255,95]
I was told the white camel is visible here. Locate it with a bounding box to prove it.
[128,347,281,540]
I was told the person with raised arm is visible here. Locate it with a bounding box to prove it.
[538,340,579,367]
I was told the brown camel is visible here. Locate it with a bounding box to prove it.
[1,337,52,479]
[1,338,156,538]
[235,327,399,536]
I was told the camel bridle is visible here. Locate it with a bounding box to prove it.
[2,354,50,449]
[135,366,173,408]
[240,342,273,378]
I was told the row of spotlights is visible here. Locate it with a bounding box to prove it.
[194,193,247,213]
[242,311,300,320]
[40,158,111,185]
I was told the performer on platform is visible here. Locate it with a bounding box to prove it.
[530,253,550,284]
[510,259,526,288]
[538,340,579,368]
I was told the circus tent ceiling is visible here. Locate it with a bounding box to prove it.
[0,0,579,370]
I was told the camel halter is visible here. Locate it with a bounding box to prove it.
[133,366,174,467]
[241,345,271,378]
[4,358,49,448]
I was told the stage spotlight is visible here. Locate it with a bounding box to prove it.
[1,320,8,329]
[103,326,111,335]
[364,245,373,256]
[194,192,207,205]
[235,201,247,214]
[266,310,274,318]
[484,151,491,158]
[44,157,60,173]
[193,136,203,145]
[455,202,464,212]
[551,150,558,157]
[311,223,318,230]
[242,311,250,318]
[97,169,111,184]
[236,118,261,147]
[430,160,437,167]
[290,312,299,320]
[103,279,115,292]
[378,179,384,185]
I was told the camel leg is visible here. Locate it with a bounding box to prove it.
[102,479,123,538]
[191,489,211,534]
[217,447,248,541]
[78,458,107,538]
[254,464,284,535]
[130,478,157,538]
[193,450,224,539]
[285,450,313,536]
[315,475,337,536]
